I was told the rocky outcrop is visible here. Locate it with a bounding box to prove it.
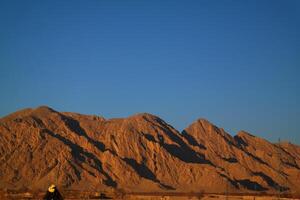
[0,106,299,194]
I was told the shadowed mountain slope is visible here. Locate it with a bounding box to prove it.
[0,106,299,194]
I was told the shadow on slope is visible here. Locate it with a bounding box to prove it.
[219,173,239,189]
[153,128,214,165]
[219,173,268,191]
[234,135,270,166]
[253,172,289,192]
[221,157,238,163]
[139,116,213,165]
[181,130,207,150]
[59,114,106,152]
[44,129,117,187]
[123,158,175,190]
[143,131,213,165]
[236,179,267,191]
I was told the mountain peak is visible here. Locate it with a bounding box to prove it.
[128,112,166,124]
[188,118,220,129]
[236,130,256,138]
[196,118,213,125]
[130,112,159,119]
[1,106,299,193]
[33,105,56,113]
[186,118,218,133]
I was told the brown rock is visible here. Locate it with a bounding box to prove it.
[0,106,299,194]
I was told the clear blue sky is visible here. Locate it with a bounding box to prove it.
[1,0,299,144]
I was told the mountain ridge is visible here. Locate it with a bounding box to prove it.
[0,106,299,194]
[2,106,295,145]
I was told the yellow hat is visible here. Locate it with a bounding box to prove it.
[48,184,56,193]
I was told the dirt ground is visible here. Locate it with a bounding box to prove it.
[1,191,299,200]
[125,194,298,200]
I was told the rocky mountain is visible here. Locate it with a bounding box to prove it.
[0,106,299,194]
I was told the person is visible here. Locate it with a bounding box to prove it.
[43,184,63,200]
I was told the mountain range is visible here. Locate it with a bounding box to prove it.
[0,106,299,194]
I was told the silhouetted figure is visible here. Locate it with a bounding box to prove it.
[43,184,63,200]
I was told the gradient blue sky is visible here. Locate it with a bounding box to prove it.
[1,0,299,144]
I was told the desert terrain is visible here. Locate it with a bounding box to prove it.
[0,106,299,199]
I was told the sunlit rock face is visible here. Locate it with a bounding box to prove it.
[0,106,299,194]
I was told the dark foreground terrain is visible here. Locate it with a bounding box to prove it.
[1,190,300,200]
